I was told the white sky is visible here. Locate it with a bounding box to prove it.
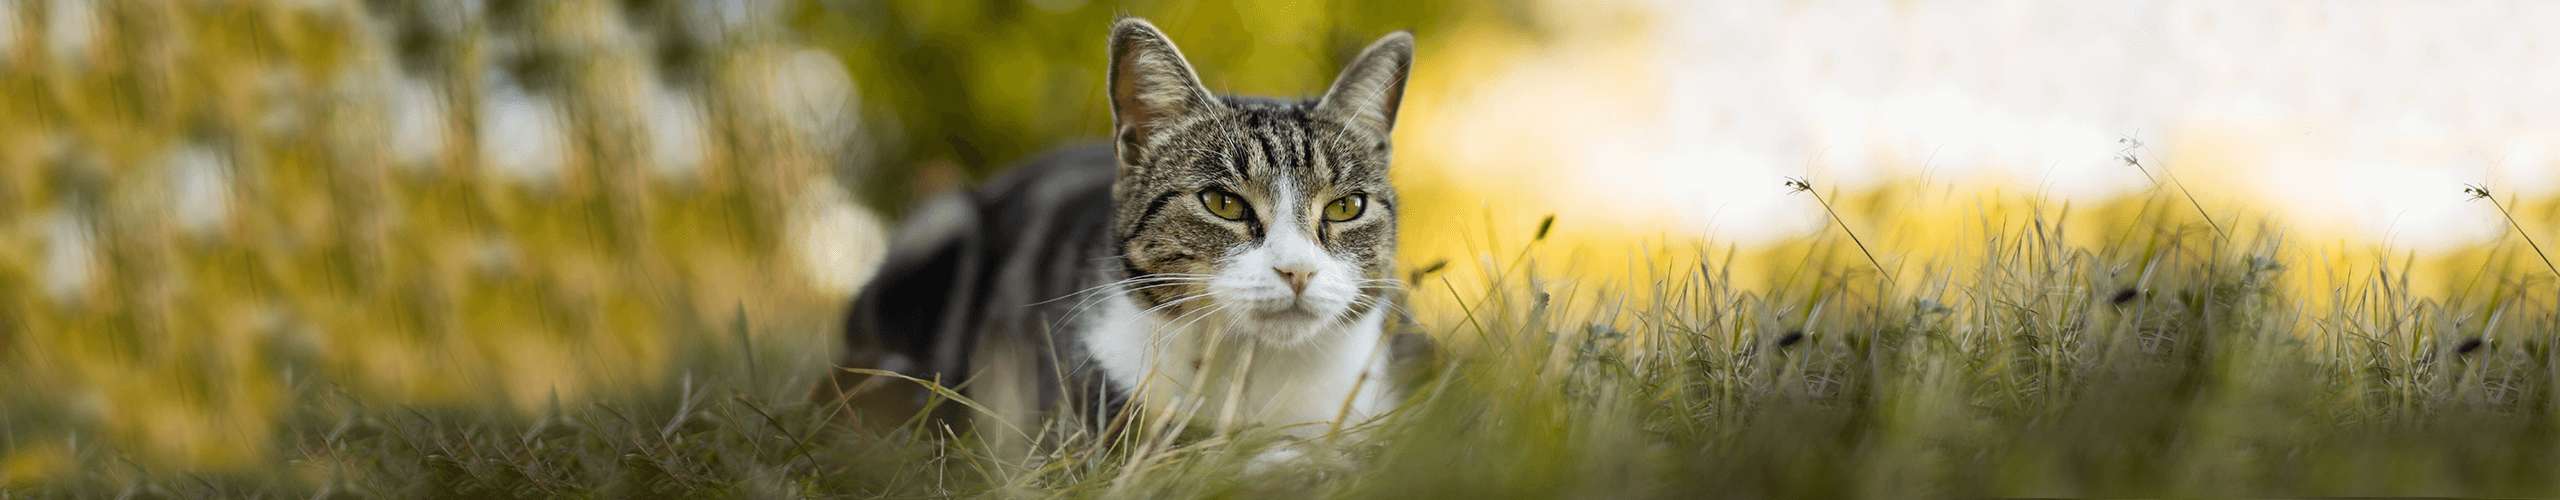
[1419,0,2560,252]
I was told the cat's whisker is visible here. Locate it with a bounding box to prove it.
[1152,303,1222,341]
[1047,281,1211,332]
[1045,279,1204,315]
[1051,274,1211,304]
[1169,305,1233,344]
[1137,292,1219,318]
[1038,276,1210,329]
[1033,274,1213,307]
[1035,274,1212,321]
[1146,303,1230,357]
[1122,294,1222,349]
[1210,311,1255,344]
[1350,294,1420,322]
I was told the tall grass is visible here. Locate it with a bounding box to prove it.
[10,187,2557,497]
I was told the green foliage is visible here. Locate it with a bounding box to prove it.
[0,0,844,479]
[792,0,1529,212]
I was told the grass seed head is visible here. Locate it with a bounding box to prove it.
[1776,331,1806,348]
[2109,287,2142,306]
[1409,259,1450,284]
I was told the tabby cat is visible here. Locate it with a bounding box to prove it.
[830,18,1426,441]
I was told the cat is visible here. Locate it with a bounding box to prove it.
[827,18,1430,445]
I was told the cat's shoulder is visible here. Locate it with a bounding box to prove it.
[973,142,1116,205]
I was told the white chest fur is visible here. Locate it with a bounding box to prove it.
[1080,289,1397,435]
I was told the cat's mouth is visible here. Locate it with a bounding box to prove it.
[1251,306,1321,322]
[1241,296,1355,327]
[1205,284,1351,327]
[1212,294,1356,344]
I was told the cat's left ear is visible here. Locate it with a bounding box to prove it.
[1109,18,1219,166]
[1316,32,1415,140]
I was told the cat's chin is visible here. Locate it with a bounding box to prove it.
[1250,307,1324,323]
[1229,306,1356,346]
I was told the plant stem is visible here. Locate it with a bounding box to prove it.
[1801,186,1895,286]
[2484,195,2560,280]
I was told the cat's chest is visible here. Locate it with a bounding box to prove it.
[1077,291,1395,432]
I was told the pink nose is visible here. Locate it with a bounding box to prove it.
[1274,267,1313,295]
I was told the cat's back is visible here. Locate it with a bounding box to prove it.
[831,143,1122,425]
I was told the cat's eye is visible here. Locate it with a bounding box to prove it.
[1323,195,1367,222]
[1198,190,1251,221]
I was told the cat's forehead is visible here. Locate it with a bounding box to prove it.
[1153,104,1307,153]
[1195,104,1371,153]
[1208,100,1319,136]
[1138,98,1390,187]
[1219,96,1314,114]
[1205,98,1390,152]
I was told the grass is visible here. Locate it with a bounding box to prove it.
[10,190,2560,497]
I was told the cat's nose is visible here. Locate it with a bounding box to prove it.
[1273,267,1313,295]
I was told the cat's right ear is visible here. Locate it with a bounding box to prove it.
[1315,32,1413,142]
[1107,18,1218,166]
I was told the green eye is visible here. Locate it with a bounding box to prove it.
[1198,190,1250,221]
[1323,195,1367,222]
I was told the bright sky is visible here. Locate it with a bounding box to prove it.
[1412,0,2560,254]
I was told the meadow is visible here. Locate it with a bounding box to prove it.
[5,1,2560,498]
[12,192,2560,497]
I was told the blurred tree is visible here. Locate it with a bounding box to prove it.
[791,0,1530,214]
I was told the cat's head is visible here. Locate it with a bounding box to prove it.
[1104,18,1411,344]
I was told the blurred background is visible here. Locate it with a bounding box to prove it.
[2,0,2556,479]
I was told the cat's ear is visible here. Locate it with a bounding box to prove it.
[1316,31,1414,141]
[1108,18,1218,165]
